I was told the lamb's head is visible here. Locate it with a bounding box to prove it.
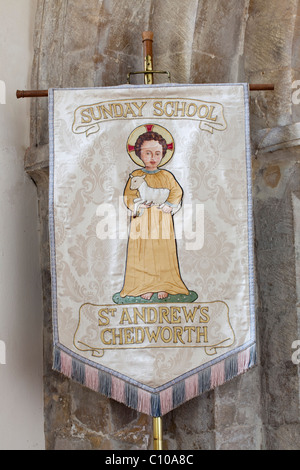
[129,174,146,190]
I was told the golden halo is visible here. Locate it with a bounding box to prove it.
[126,124,175,167]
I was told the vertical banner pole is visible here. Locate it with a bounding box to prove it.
[153,417,163,450]
[142,31,164,450]
[142,31,154,85]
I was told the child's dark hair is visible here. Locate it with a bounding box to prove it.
[135,132,167,159]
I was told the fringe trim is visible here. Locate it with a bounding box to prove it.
[53,344,256,417]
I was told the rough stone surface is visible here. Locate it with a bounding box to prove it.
[25,0,300,450]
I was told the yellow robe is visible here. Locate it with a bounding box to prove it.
[120,169,189,297]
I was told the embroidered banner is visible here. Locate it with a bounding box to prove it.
[49,84,256,416]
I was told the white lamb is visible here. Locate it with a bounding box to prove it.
[129,174,170,217]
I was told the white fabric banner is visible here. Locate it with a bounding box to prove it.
[49,84,256,416]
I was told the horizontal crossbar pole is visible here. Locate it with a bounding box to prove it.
[16,83,274,99]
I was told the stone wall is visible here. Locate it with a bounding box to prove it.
[25,0,300,449]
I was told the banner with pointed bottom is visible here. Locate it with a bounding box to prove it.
[49,83,256,416]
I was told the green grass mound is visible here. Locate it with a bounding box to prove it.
[112,291,198,305]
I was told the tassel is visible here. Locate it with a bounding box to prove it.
[249,344,256,368]
[160,387,173,416]
[60,351,72,378]
[172,381,185,408]
[99,370,112,398]
[198,368,211,394]
[111,376,126,404]
[238,348,250,374]
[151,394,161,417]
[210,361,225,388]
[225,355,238,382]
[85,364,99,392]
[125,382,138,410]
[185,374,198,401]
[53,348,61,371]
[71,359,85,384]
[138,389,151,415]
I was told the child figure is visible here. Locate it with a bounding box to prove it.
[120,129,189,300]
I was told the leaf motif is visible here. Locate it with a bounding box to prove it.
[61,262,84,302]
[68,234,89,276]
[216,186,239,226]
[68,189,86,227]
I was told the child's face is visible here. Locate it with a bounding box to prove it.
[140,140,163,171]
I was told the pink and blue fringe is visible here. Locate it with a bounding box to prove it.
[53,344,256,417]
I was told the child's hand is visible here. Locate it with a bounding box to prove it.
[161,205,172,213]
[139,202,152,209]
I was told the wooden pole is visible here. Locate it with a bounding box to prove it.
[142,30,164,451]
[249,84,274,91]
[16,29,274,96]
[153,417,163,450]
[16,89,48,98]
[142,31,154,85]
[16,83,274,99]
